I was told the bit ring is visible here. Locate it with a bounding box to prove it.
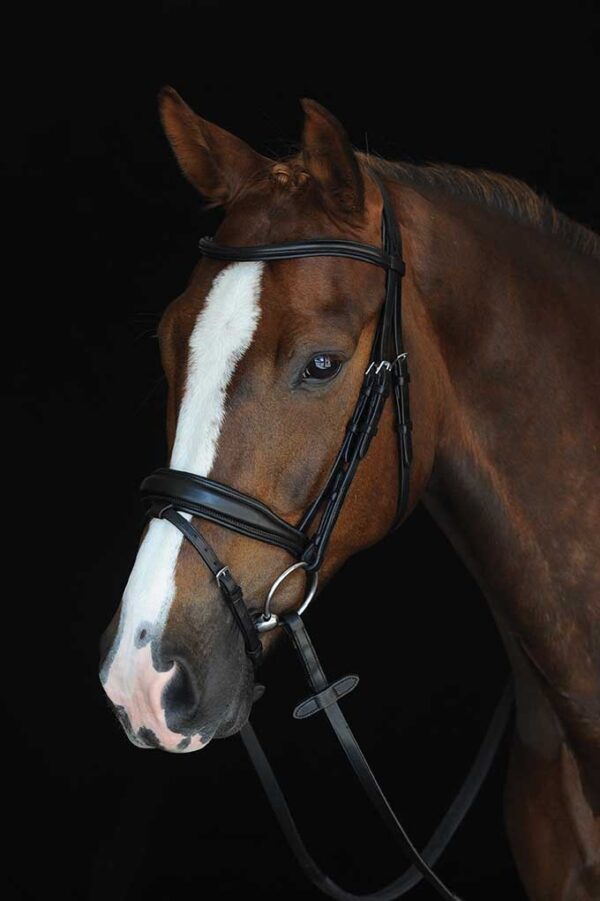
[256,562,319,633]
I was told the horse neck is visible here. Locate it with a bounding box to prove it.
[403,185,600,693]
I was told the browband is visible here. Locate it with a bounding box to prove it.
[198,236,405,274]
[140,468,308,558]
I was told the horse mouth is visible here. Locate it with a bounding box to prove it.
[106,696,252,752]
[105,701,211,753]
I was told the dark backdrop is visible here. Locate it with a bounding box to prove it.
[4,3,598,899]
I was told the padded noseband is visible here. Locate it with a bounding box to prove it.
[141,468,309,558]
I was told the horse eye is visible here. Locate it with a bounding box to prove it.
[302,353,343,382]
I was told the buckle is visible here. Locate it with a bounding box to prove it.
[215,565,232,585]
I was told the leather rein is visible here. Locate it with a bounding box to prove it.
[139,171,513,900]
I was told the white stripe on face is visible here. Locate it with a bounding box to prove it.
[101,262,264,749]
[170,261,264,473]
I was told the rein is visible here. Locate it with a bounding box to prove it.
[139,172,513,900]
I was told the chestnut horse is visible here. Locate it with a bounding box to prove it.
[99,88,600,899]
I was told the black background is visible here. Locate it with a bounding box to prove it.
[5,3,599,899]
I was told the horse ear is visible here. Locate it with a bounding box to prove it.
[300,98,365,218]
[158,86,272,206]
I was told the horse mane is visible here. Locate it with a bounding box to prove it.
[359,152,600,263]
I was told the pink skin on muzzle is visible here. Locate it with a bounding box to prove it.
[103,643,209,753]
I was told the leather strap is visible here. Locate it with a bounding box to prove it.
[198,236,406,273]
[241,612,514,900]
[137,171,510,900]
[142,468,308,558]
[374,173,412,524]
[293,674,360,719]
[152,505,263,669]
[281,613,460,899]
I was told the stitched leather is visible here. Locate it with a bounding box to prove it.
[198,236,406,273]
[157,506,263,668]
[141,468,308,557]
[293,675,360,719]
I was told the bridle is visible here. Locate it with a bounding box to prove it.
[140,170,411,659]
[139,170,513,900]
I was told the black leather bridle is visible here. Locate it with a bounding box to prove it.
[139,171,513,900]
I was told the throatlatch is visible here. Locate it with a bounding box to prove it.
[139,170,513,901]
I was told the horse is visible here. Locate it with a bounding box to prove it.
[99,87,600,900]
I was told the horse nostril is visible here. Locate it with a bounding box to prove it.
[163,658,200,722]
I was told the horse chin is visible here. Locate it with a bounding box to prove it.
[171,688,255,751]
[212,707,252,741]
[130,704,252,752]
[121,720,215,754]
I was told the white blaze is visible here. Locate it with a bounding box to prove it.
[170,261,264,473]
[101,262,264,749]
